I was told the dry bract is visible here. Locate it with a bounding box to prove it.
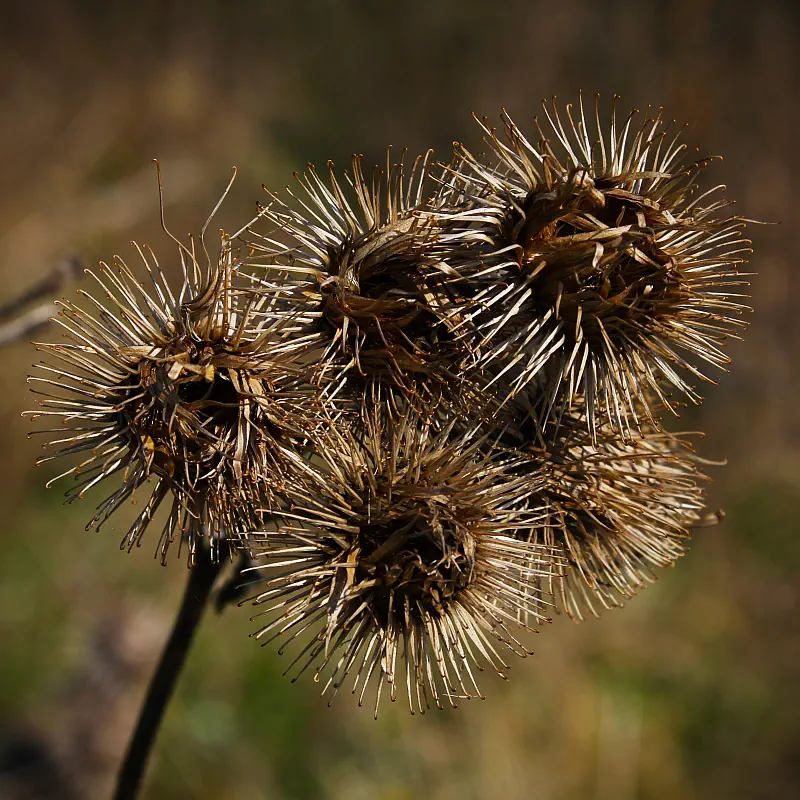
[506,398,707,619]
[247,408,561,716]
[27,228,321,563]
[242,151,479,414]
[433,94,750,438]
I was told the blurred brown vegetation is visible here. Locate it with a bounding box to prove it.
[0,1,798,798]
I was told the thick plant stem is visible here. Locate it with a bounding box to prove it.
[113,544,224,800]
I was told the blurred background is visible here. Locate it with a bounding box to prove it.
[0,1,797,797]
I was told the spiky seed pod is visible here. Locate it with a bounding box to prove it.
[509,399,707,620]
[435,94,751,437]
[246,408,561,716]
[242,151,479,414]
[20,98,756,720]
[26,223,323,564]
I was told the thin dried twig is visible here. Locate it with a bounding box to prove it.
[0,256,84,346]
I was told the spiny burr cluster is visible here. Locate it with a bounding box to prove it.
[27,95,751,714]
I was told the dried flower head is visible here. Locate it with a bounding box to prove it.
[508,398,707,620]
[243,151,477,413]
[26,180,321,563]
[22,95,757,719]
[436,94,750,436]
[247,407,560,716]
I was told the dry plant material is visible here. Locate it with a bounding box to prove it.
[247,408,560,716]
[434,94,750,437]
[26,176,322,563]
[242,151,478,414]
[25,95,753,713]
[504,398,707,620]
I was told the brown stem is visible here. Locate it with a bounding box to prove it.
[112,542,224,800]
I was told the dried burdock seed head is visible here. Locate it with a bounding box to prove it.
[439,94,751,437]
[246,408,561,716]
[26,172,324,563]
[512,399,707,620]
[19,95,757,722]
[242,150,475,412]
